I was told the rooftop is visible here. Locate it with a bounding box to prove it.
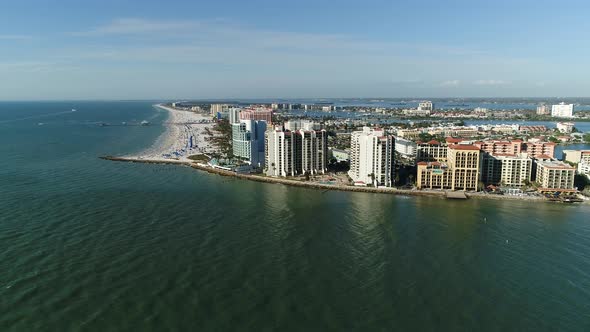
[448,144,480,151]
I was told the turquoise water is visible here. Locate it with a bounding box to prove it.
[1,102,590,331]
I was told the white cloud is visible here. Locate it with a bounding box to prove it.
[473,79,510,86]
[0,34,31,40]
[439,80,460,87]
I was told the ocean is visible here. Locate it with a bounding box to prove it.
[1,101,590,331]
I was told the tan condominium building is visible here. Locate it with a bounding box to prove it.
[481,153,532,187]
[562,150,590,164]
[474,140,555,159]
[416,140,447,162]
[417,144,482,191]
[535,160,576,191]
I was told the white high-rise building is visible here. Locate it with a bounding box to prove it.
[551,102,574,118]
[348,127,395,187]
[229,108,241,124]
[232,119,267,167]
[394,137,417,158]
[265,122,327,177]
[418,101,434,111]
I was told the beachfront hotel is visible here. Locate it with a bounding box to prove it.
[535,160,576,191]
[264,121,327,177]
[232,119,267,168]
[210,103,232,118]
[348,127,395,187]
[417,144,481,191]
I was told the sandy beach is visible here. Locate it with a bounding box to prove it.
[125,104,216,161]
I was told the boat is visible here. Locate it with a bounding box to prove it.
[140,120,150,126]
[71,109,77,112]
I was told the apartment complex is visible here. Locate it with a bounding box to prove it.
[239,109,273,123]
[536,104,550,115]
[348,127,395,187]
[232,119,267,168]
[417,145,481,191]
[562,150,590,164]
[535,160,576,190]
[481,153,532,187]
[474,140,555,159]
[416,140,447,162]
[265,122,327,177]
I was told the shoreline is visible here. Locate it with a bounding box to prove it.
[100,156,589,204]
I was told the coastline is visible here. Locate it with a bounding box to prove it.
[124,104,215,162]
[105,105,588,204]
[100,156,589,204]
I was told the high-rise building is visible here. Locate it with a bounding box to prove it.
[265,122,327,177]
[229,108,241,124]
[535,160,576,190]
[232,119,267,168]
[348,127,395,187]
[418,101,434,111]
[481,153,532,187]
[551,102,574,118]
[210,104,231,117]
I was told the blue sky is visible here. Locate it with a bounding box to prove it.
[1,0,589,100]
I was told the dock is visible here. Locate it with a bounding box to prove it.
[446,191,468,200]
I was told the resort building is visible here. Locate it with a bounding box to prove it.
[417,144,482,191]
[551,102,574,118]
[232,119,267,168]
[481,153,532,187]
[535,160,576,190]
[348,127,395,187]
[264,122,327,177]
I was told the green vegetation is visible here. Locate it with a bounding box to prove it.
[188,154,209,162]
[584,133,590,143]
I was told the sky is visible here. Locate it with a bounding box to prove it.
[1,0,590,100]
